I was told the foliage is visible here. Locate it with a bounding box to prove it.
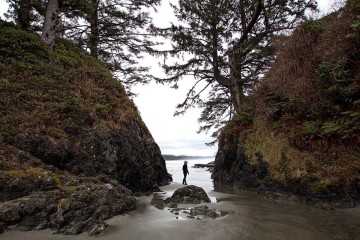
[153,0,316,136]
[61,0,161,84]
[5,0,160,88]
[217,0,360,194]
[5,0,45,31]
[0,22,140,142]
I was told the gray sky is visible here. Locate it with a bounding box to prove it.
[0,0,339,156]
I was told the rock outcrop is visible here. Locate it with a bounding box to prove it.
[12,121,171,191]
[164,185,211,204]
[213,2,360,208]
[0,143,137,235]
[0,20,171,235]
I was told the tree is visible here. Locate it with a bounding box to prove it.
[62,0,161,84]
[5,0,45,31]
[5,0,160,83]
[155,0,316,135]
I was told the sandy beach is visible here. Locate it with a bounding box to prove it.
[1,159,359,240]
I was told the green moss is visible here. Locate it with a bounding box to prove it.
[51,173,63,187]
[8,170,26,179]
[0,20,141,142]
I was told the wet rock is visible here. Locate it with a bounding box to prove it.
[190,206,219,219]
[0,221,6,234]
[164,185,211,204]
[167,203,178,208]
[0,167,136,235]
[49,182,135,235]
[0,190,63,230]
[169,206,227,220]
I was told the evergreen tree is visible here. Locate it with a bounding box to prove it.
[6,0,160,84]
[63,0,161,84]
[5,0,45,31]
[155,0,316,135]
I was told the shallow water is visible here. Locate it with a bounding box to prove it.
[1,158,359,240]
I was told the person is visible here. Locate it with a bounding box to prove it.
[182,160,189,185]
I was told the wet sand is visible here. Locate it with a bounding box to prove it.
[1,159,359,240]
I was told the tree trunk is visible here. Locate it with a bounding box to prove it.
[89,0,99,59]
[231,79,244,111]
[16,0,32,30]
[229,51,244,111]
[41,0,59,47]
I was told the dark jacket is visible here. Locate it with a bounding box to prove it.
[182,164,189,174]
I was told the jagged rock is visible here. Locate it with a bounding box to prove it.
[13,124,172,192]
[49,182,135,235]
[0,181,135,235]
[164,185,211,204]
[0,190,63,231]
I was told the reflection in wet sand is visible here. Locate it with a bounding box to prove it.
[0,159,359,240]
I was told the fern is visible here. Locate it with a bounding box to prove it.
[301,121,323,138]
[321,122,341,135]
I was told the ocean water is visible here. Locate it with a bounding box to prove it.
[165,158,214,192]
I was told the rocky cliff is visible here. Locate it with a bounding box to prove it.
[0,20,171,234]
[213,1,360,208]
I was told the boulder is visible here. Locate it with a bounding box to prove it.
[164,185,211,204]
[190,206,219,218]
[0,181,136,235]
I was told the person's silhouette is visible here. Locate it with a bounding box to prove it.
[182,161,189,185]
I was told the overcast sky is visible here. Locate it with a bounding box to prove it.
[0,0,339,156]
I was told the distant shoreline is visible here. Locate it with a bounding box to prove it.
[163,155,213,160]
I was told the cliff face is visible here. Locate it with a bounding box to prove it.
[213,1,360,208]
[0,20,171,234]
